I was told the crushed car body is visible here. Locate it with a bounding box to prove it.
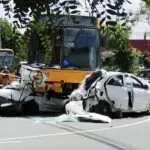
[0,65,112,123]
[69,70,150,117]
[0,64,149,121]
[0,65,68,114]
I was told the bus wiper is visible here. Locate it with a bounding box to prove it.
[64,66,79,70]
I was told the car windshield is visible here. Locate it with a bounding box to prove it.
[137,70,150,80]
[62,27,100,70]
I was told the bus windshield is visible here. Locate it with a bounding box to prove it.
[62,27,100,70]
[0,49,14,68]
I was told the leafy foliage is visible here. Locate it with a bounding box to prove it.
[25,18,54,64]
[0,18,21,53]
[0,0,54,27]
[1,0,136,72]
[0,18,28,69]
[86,0,131,27]
[142,53,150,68]
[0,0,81,27]
[102,25,142,73]
[142,0,150,8]
[0,0,132,29]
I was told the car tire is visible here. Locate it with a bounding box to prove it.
[146,103,150,115]
[146,109,150,115]
[22,100,39,115]
[82,99,95,112]
[94,101,111,117]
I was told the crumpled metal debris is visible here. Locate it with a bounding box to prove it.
[65,101,112,123]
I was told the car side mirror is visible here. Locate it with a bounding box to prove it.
[143,84,149,90]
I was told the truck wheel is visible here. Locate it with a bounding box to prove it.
[22,100,39,115]
[95,101,111,117]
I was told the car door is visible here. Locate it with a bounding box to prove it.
[130,76,148,111]
[105,74,129,110]
[124,74,134,109]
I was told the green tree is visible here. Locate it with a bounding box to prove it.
[0,0,134,71]
[103,25,142,73]
[0,18,28,69]
[0,0,81,27]
[142,0,150,8]
[0,18,21,53]
[0,0,131,28]
[26,19,53,64]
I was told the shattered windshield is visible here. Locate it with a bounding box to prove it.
[62,27,100,70]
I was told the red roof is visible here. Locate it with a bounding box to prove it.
[129,40,150,54]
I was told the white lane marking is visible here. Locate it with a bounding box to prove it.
[0,141,22,144]
[0,117,150,141]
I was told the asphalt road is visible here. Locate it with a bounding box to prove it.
[0,113,150,150]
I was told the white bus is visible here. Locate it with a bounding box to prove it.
[0,49,14,68]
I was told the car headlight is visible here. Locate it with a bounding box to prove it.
[1,103,12,107]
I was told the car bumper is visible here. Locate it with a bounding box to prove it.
[0,98,22,115]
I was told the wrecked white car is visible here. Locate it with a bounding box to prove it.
[0,64,149,121]
[69,70,150,118]
[0,65,69,115]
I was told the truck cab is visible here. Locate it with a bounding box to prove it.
[28,15,102,95]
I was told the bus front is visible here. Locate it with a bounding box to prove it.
[28,15,102,95]
[44,16,102,95]
[0,49,14,85]
[0,49,14,69]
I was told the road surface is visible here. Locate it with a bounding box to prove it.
[0,113,150,150]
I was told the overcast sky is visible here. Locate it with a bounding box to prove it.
[0,5,6,18]
[0,0,149,39]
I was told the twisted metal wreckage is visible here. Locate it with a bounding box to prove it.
[0,65,112,123]
[0,64,150,123]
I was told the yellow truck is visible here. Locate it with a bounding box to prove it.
[28,15,102,96]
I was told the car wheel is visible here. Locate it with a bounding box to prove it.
[82,99,95,112]
[146,105,150,115]
[146,110,150,115]
[145,102,150,115]
[94,101,111,117]
[22,100,39,115]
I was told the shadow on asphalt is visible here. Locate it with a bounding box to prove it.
[0,111,149,120]
[113,112,149,119]
[0,111,64,118]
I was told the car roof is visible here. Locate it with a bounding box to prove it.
[103,72,130,79]
[103,72,149,84]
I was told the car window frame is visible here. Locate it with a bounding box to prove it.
[130,75,144,89]
[106,74,124,87]
[137,70,150,80]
